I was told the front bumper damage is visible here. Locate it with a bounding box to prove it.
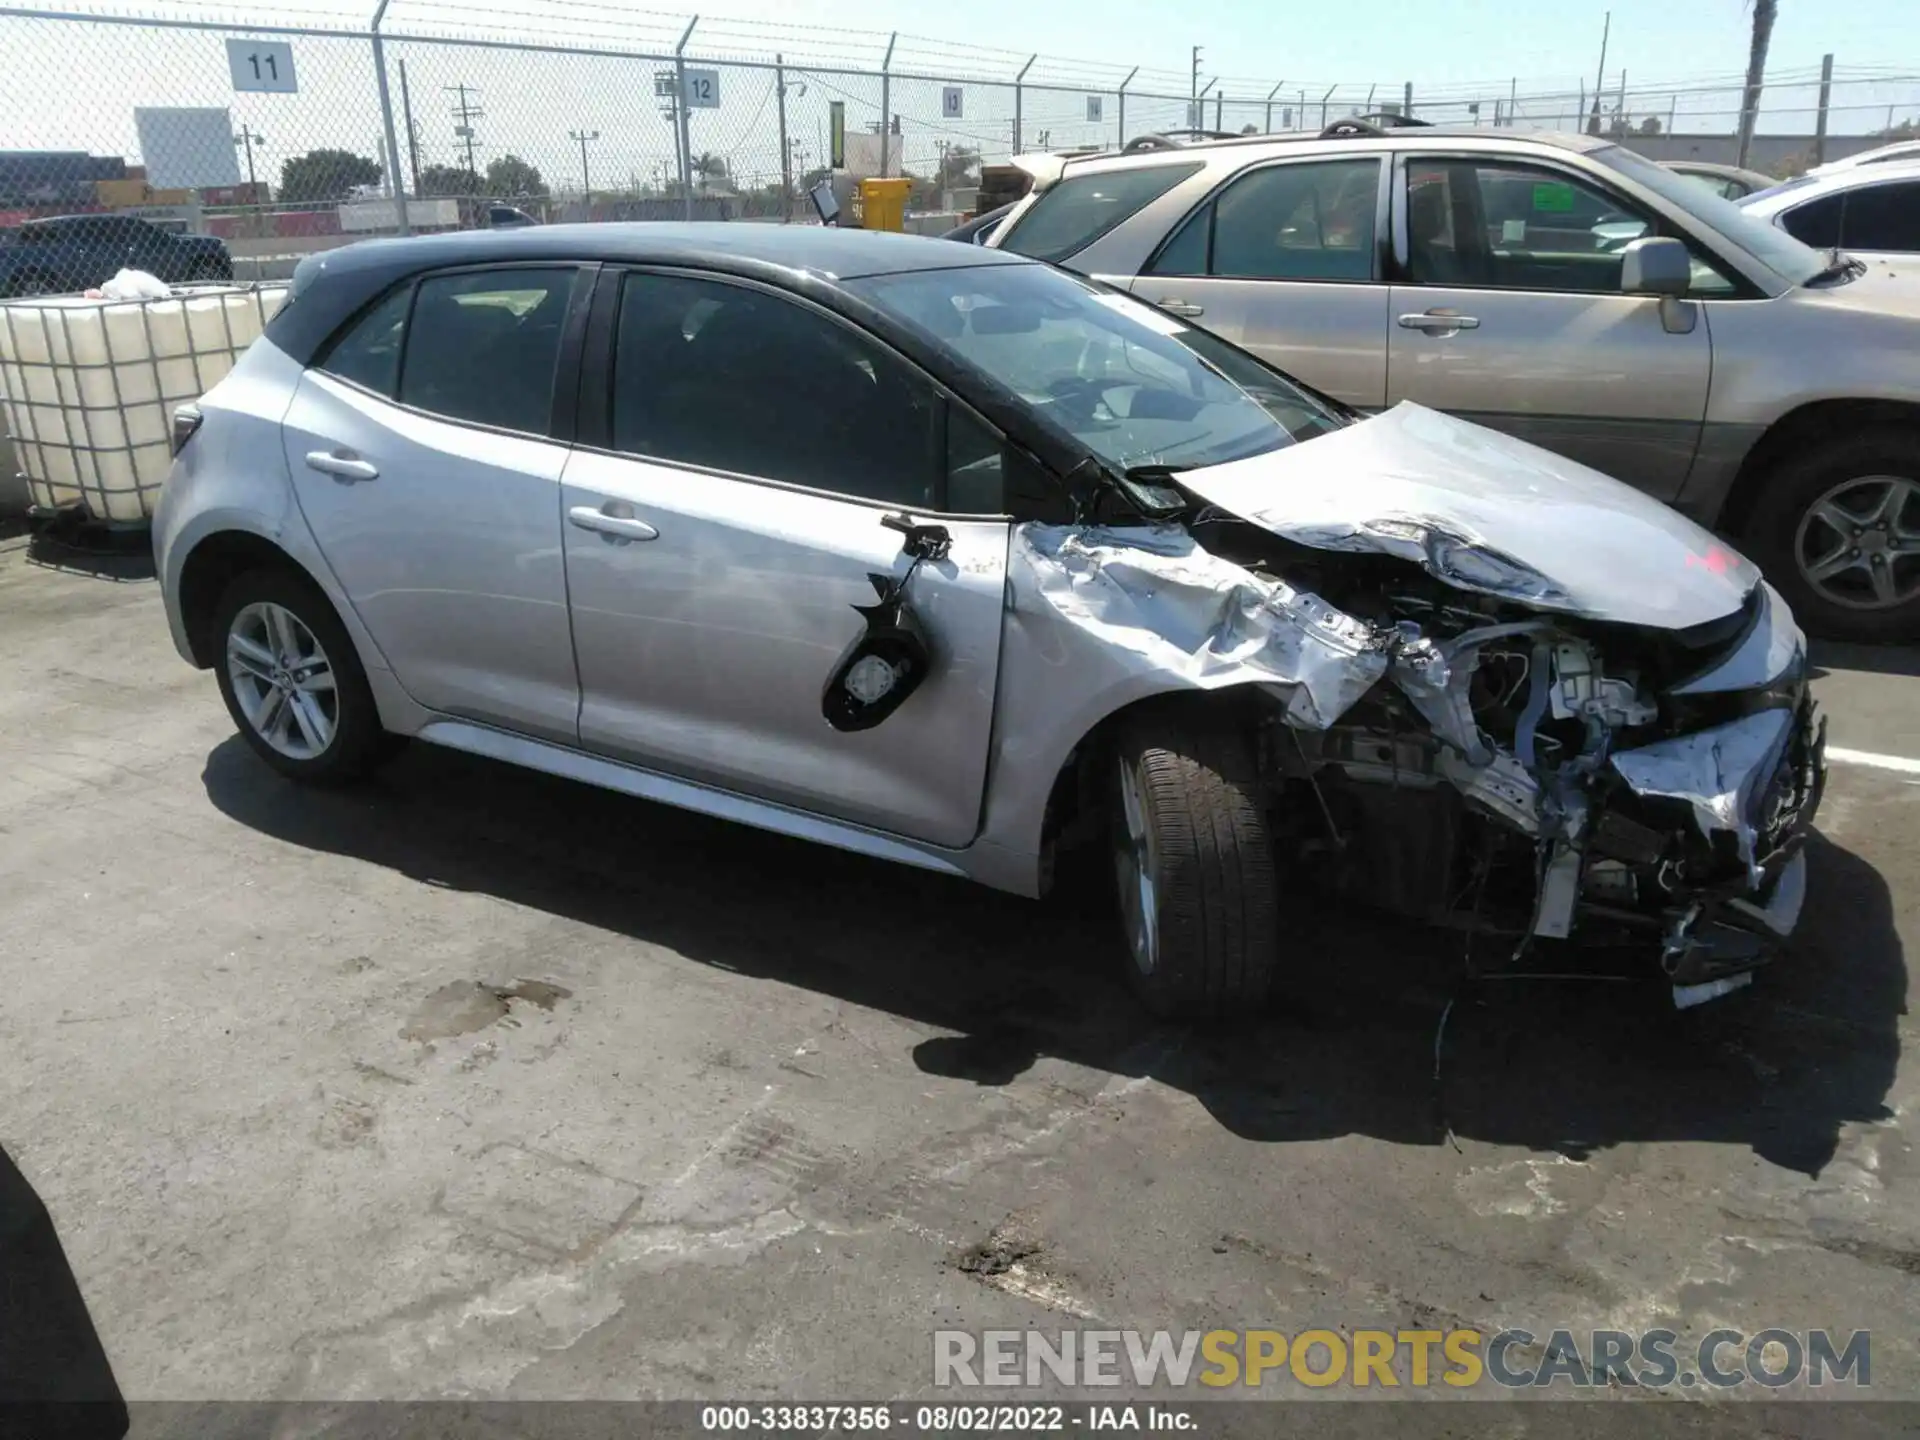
[1014,518,1826,1006]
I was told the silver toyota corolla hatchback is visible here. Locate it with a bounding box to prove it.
[155,225,1825,1019]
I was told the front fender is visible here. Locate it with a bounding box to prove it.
[973,523,1386,875]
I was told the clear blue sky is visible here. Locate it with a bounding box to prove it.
[692,0,1915,88]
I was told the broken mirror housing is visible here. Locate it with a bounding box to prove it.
[820,514,951,734]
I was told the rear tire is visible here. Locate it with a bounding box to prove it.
[211,567,389,785]
[1109,717,1280,1019]
[1742,425,1920,644]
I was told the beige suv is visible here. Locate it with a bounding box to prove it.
[989,122,1920,642]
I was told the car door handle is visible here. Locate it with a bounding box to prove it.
[1153,297,1205,317]
[569,503,659,543]
[1398,310,1481,332]
[304,449,379,482]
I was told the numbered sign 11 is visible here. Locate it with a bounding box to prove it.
[227,38,297,93]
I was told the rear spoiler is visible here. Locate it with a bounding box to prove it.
[1011,152,1071,193]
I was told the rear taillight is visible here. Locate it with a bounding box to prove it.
[171,403,203,456]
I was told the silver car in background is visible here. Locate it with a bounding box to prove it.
[155,225,1823,1022]
[989,123,1920,643]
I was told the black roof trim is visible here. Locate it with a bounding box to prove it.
[265,222,1032,367]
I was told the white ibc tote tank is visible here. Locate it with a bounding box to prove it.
[0,283,288,524]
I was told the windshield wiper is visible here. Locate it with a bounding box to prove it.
[1807,247,1867,286]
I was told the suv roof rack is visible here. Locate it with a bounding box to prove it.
[1319,113,1436,138]
[1120,128,1242,152]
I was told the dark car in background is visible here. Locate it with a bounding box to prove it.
[0,213,231,297]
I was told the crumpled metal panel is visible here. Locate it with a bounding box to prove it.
[1016,524,1391,728]
[1609,708,1797,871]
[1175,401,1758,630]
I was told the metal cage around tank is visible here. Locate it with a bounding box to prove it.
[0,282,288,527]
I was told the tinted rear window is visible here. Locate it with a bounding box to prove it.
[1000,163,1202,264]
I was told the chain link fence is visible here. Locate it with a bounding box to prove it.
[1,0,1917,293]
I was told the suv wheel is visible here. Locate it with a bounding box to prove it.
[1109,718,1279,1019]
[211,568,388,784]
[1745,427,1920,644]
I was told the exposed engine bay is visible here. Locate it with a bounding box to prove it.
[1014,502,1826,1007]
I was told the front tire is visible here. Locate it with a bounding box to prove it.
[1109,718,1280,1019]
[1742,426,1920,644]
[211,567,387,785]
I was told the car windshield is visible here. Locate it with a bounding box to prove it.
[846,263,1344,474]
[1593,144,1827,285]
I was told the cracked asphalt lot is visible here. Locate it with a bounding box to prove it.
[2,528,1917,1419]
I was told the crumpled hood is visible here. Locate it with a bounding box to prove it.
[1176,402,1758,630]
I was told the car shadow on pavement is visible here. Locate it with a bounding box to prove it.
[202,737,1903,1177]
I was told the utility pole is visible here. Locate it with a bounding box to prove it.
[776,53,791,221]
[1590,10,1610,134]
[1191,45,1202,109]
[398,58,421,196]
[570,128,598,198]
[232,126,263,189]
[445,83,483,178]
[1814,53,1833,164]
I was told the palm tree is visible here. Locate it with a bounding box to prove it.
[692,151,730,193]
[1736,0,1778,168]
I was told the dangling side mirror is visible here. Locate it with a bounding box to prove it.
[822,572,933,732]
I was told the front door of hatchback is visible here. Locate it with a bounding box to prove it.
[559,269,1009,849]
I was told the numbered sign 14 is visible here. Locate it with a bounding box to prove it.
[226,38,297,93]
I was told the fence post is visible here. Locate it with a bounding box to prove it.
[1118,66,1137,147]
[1266,81,1284,133]
[369,0,410,234]
[675,15,698,219]
[1215,91,1224,130]
[1814,53,1834,166]
[1320,84,1336,128]
[398,56,422,197]
[1404,81,1413,118]
[1014,55,1035,154]
[880,32,896,178]
[777,53,790,221]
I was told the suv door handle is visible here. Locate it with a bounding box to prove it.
[305,450,379,482]
[569,503,659,543]
[1152,298,1205,317]
[1398,310,1481,332]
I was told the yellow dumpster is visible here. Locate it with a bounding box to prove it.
[857,177,912,233]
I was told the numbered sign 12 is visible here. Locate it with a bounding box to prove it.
[683,68,721,109]
[227,38,297,93]
[942,87,964,120]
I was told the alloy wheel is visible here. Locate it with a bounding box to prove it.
[1113,756,1160,977]
[226,601,339,760]
[1794,474,1920,611]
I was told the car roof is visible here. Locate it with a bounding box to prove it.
[1082,124,1612,160]
[1742,157,1920,212]
[270,221,1035,367]
[297,222,1030,284]
[1662,160,1771,180]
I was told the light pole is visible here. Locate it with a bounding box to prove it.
[570,129,600,199]
[233,126,264,190]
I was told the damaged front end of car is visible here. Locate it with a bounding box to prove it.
[1015,406,1828,1008]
